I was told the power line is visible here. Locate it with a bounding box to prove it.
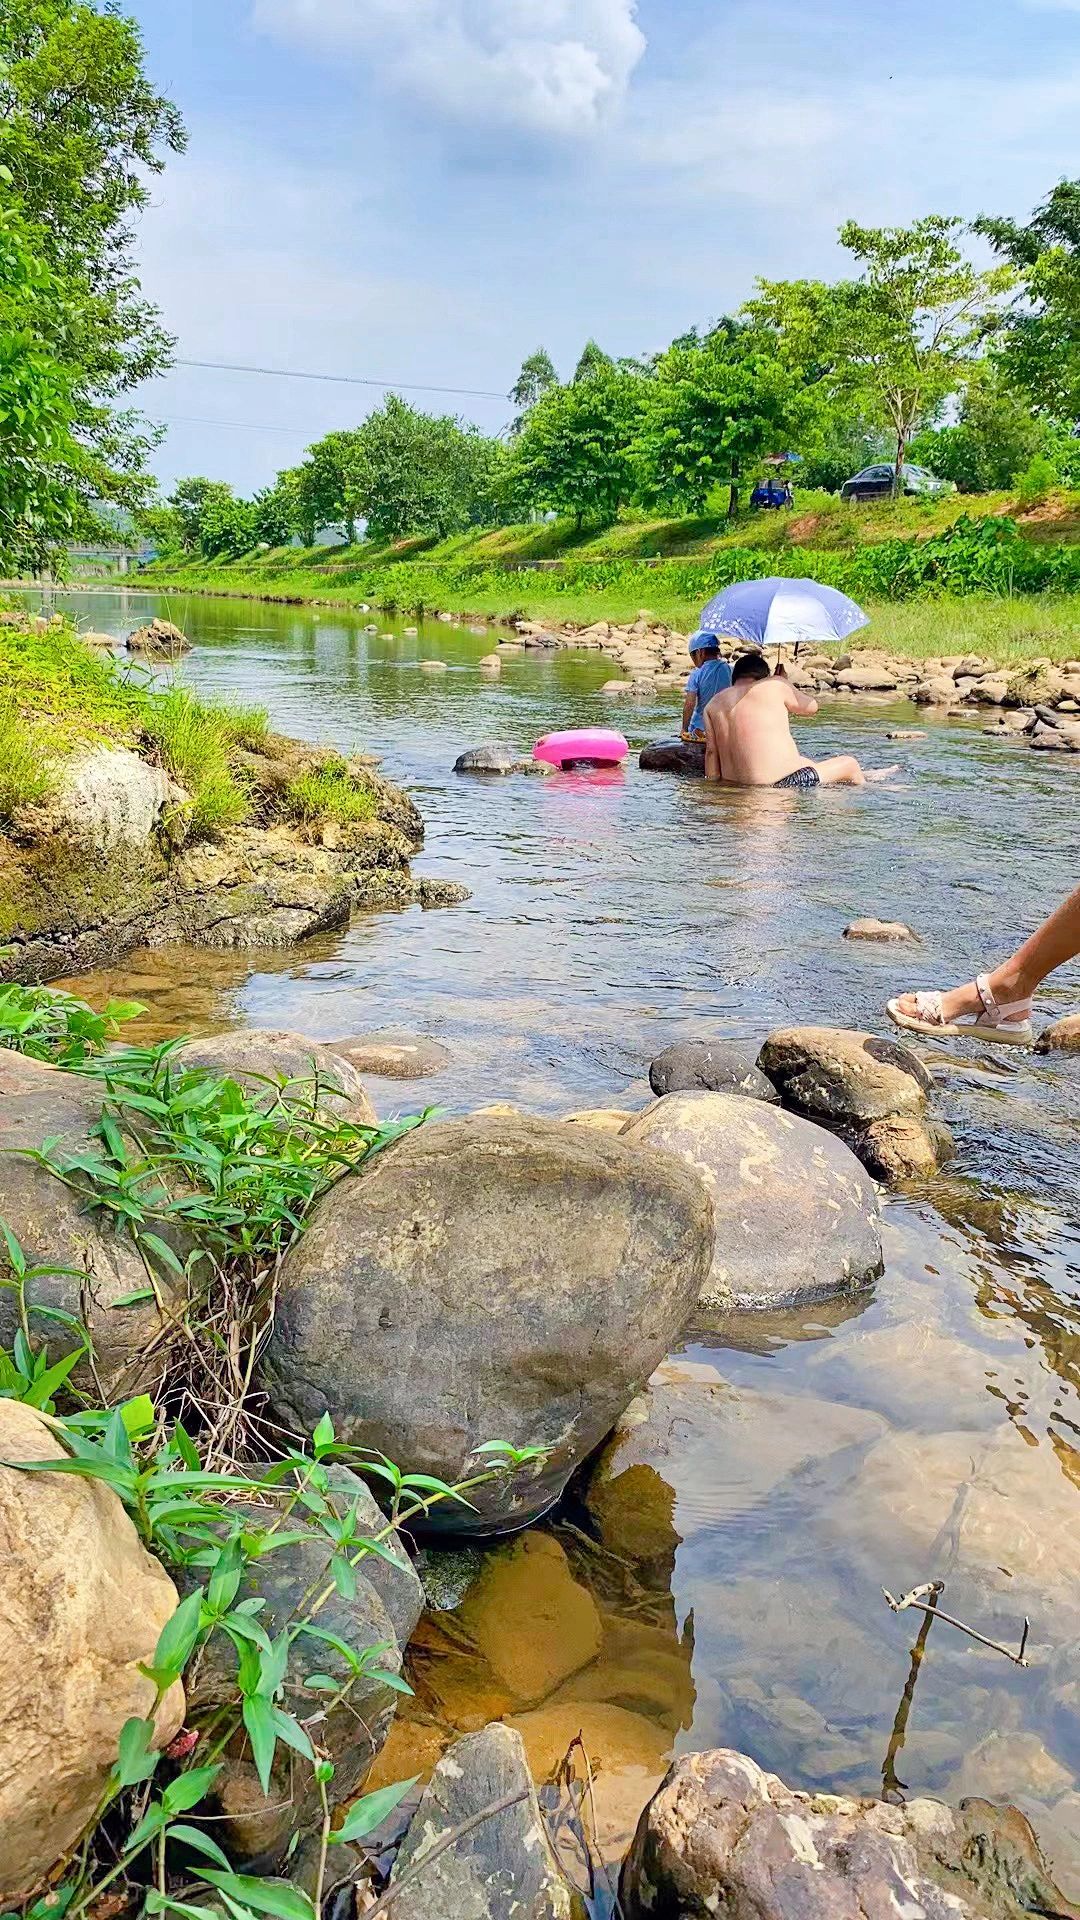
[174,357,508,401]
[153,413,313,435]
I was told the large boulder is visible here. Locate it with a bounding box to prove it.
[0,1051,177,1397]
[620,1748,1070,1919]
[648,1038,777,1103]
[757,1025,948,1181]
[639,739,706,776]
[181,1464,423,1870]
[1035,1013,1080,1054]
[389,1725,580,1919]
[177,1028,376,1126]
[0,1401,184,1904]
[260,1117,713,1534]
[618,1092,882,1312]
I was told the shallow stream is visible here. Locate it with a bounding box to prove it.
[26,588,1080,1890]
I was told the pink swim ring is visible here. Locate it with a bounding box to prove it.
[533,727,629,769]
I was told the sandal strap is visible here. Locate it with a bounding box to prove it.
[975,973,997,1016]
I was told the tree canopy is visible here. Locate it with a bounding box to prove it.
[977,178,1080,422]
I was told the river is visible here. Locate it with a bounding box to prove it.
[27,587,1080,1892]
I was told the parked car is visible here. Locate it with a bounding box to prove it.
[840,463,955,503]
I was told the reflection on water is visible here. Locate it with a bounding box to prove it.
[29,587,1080,1891]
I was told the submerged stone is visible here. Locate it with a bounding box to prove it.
[638,739,706,776]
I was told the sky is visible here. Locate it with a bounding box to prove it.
[128,0,1080,497]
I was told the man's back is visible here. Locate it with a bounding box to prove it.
[704,674,811,785]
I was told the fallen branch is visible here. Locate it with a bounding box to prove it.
[882,1581,1030,1666]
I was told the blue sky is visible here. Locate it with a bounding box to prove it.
[129,0,1080,496]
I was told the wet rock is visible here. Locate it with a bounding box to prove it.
[827,1426,1080,1636]
[843,917,922,944]
[584,1360,884,1578]
[946,1730,1073,1805]
[177,1028,376,1126]
[599,679,634,695]
[453,744,518,774]
[455,1533,602,1706]
[1035,1013,1080,1054]
[419,658,448,672]
[758,1024,947,1181]
[648,1038,778,1102]
[620,1748,1070,1919]
[126,616,190,656]
[886,728,926,740]
[417,876,472,906]
[639,739,706,776]
[0,1401,184,1905]
[389,1725,580,1919]
[803,1316,998,1431]
[478,652,501,671]
[0,1051,177,1397]
[562,1106,636,1131]
[181,1464,422,1870]
[78,630,117,647]
[260,1116,713,1535]
[619,1091,882,1312]
[328,1029,452,1079]
[415,1544,486,1612]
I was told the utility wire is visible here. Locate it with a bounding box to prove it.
[174,357,508,401]
[152,413,314,435]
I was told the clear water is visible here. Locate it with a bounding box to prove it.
[28,588,1080,1889]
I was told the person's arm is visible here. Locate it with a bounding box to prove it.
[778,677,818,717]
[681,688,697,736]
[704,705,722,781]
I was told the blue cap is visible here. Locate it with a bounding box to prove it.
[688,629,720,656]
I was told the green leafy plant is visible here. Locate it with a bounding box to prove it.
[0,981,144,1064]
[282,758,376,833]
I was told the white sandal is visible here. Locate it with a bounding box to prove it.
[887,973,1034,1046]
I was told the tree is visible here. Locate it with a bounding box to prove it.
[197,487,256,560]
[349,395,503,544]
[634,325,798,517]
[0,197,80,574]
[573,339,615,383]
[0,1,186,522]
[509,348,556,435]
[300,430,365,543]
[751,217,1015,493]
[515,366,644,528]
[976,179,1080,421]
[909,363,1051,492]
[168,478,224,554]
[252,475,300,548]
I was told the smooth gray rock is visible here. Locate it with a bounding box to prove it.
[620,1091,882,1312]
[177,1028,376,1126]
[0,1051,177,1397]
[620,1748,1070,1919]
[639,739,706,776]
[328,1029,452,1079]
[260,1116,714,1535]
[390,1725,578,1919]
[649,1038,777,1102]
[453,744,518,775]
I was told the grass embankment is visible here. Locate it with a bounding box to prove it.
[0,618,376,836]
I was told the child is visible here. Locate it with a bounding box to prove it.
[682,631,733,741]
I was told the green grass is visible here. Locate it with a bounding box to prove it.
[283,757,376,833]
[0,617,269,836]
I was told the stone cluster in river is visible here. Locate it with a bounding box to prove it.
[0,727,466,984]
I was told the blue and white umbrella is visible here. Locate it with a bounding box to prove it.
[699,577,869,652]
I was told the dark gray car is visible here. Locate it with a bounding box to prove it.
[840,462,954,502]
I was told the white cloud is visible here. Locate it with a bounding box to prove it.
[250,0,646,136]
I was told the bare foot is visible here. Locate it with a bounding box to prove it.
[865,764,901,783]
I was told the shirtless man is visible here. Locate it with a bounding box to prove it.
[703,653,895,789]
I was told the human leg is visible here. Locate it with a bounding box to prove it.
[812,754,865,786]
[887,881,1080,1043]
